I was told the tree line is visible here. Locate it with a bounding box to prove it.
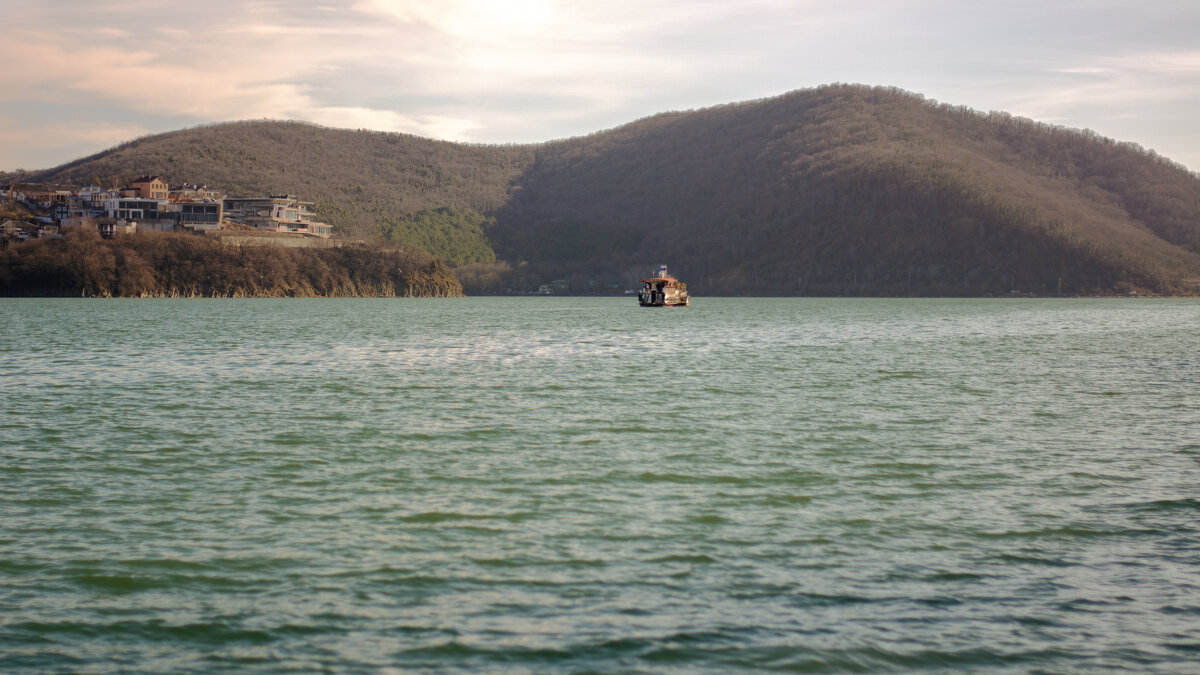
[1,228,462,298]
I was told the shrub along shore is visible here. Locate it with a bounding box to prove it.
[0,229,463,298]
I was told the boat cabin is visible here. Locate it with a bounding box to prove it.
[638,265,690,307]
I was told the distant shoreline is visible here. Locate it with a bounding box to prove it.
[1,229,462,299]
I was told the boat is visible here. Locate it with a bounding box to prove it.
[638,265,690,307]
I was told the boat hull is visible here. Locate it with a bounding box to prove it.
[637,265,690,307]
[638,295,690,307]
[643,290,691,309]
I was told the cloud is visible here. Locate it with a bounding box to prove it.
[0,38,304,120]
[0,115,152,170]
[353,0,554,38]
[302,107,481,140]
[1010,49,1200,119]
[2,0,1199,170]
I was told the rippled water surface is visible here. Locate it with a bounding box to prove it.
[3,297,1199,673]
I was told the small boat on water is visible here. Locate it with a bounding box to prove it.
[638,265,690,307]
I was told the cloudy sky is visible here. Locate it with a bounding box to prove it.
[2,0,1199,172]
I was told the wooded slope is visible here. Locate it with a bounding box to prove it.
[499,85,1200,295]
[0,229,461,298]
[11,84,1200,295]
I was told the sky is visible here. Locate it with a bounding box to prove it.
[2,0,1199,172]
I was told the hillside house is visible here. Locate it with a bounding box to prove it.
[167,183,224,230]
[77,185,106,201]
[1,220,34,241]
[223,194,332,237]
[7,183,75,210]
[129,175,169,200]
[6,178,333,238]
[105,196,165,222]
[97,219,137,237]
[42,202,69,224]
[169,183,221,201]
[173,202,222,230]
[1,220,59,241]
[59,214,92,230]
[77,185,118,210]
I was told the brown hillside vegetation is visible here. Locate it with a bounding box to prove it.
[15,121,533,238]
[498,86,1200,295]
[9,84,1200,296]
[0,229,462,298]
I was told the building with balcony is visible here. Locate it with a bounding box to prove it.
[223,194,332,238]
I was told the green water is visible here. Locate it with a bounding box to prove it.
[2,297,1199,673]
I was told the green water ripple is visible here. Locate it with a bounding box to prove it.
[3,297,1200,673]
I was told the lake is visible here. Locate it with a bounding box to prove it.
[2,297,1198,673]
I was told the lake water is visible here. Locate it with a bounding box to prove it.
[2,297,1199,673]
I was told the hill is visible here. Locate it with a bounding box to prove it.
[6,120,533,241]
[9,84,1200,296]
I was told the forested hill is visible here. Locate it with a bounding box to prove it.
[12,84,1200,295]
[11,121,535,238]
[498,86,1200,295]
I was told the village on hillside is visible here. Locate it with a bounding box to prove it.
[1,175,333,243]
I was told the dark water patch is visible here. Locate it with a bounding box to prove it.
[761,469,838,486]
[923,570,990,583]
[385,624,464,637]
[687,513,727,525]
[1012,614,1066,628]
[396,510,532,524]
[977,524,1140,541]
[394,639,573,666]
[391,431,441,442]
[1067,470,1141,483]
[996,553,1073,567]
[1161,604,1200,616]
[873,369,925,380]
[865,461,938,471]
[757,494,814,507]
[889,416,950,426]
[596,424,661,434]
[915,596,964,607]
[1163,642,1200,653]
[700,386,754,395]
[638,630,764,665]
[1055,597,1124,613]
[0,559,49,574]
[8,491,94,508]
[672,640,1071,674]
[308,411,353,423]
[6,619,276,646]
[839,645,1079,672]
[1124,497,1200,512]
[72,573,164,593]
[470,556,608,568]
[629,471,755,485]
[133,620,278,646]
[785,591,880,608]
[64,565,286,594]
[228,378,272,390]
[265,432,313,446]
[647,553,718,564]
[455,427,520,440]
